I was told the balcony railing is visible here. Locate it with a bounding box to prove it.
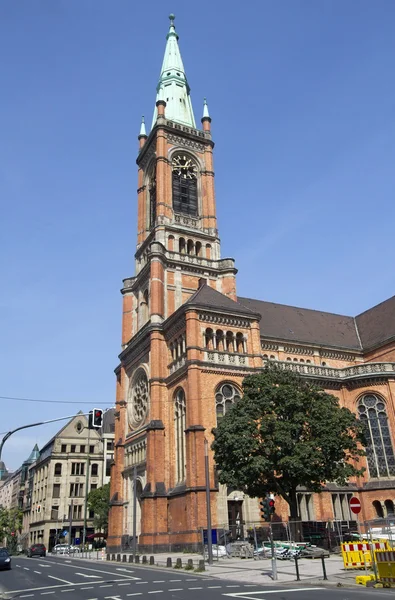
[205,351,248,367]
[270,360,395,380]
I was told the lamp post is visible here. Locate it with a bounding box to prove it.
[204,438,213,565]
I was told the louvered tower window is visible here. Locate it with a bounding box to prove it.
[149,181,156,228]
[358,394,395,478]
[172,154,198,216]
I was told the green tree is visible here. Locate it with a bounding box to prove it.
[212,365,366,528]
[0,506,23,551]
[87,483,110,534]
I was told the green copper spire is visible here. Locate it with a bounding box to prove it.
[152,15,196,129]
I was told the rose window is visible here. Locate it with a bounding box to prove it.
[128,370,149,428]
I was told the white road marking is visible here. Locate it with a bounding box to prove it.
[61,590,75,593]
[100,584,114,588]
[20,596,34,598]
[126,595,142,597]
[118,582,130,586]
[81,587,94,590]
[37,559,140,580]
[42,592,55,595]
[227,585,241,588]
[24,567,30,570]
[39,564,51,568]
[153,580,165,583]
[104,597,121,600]
[135,581,148,584]
[48,575,74,585]
[168,589,183,592]
[75,572,100,578]
[223,589,324,599]
[188,587,203,590]
[169,579,182,582]
[208,586,221,589]
[34,570,42,574]
[116,567,134,572]
[147,592,163,595]
[186,578,197,581]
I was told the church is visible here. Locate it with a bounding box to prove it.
[108,15,395,553]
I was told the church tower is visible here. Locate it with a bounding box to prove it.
[108,15,262,553]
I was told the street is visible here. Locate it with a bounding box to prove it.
[0,556,394,600]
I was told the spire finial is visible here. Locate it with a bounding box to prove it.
[169,13,175,26]
[203,97,210,119]
[139,115,147,137]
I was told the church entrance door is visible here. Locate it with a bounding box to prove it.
[228,500,244,541]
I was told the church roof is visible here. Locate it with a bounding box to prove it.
[151,15,196,129]
[238,294,395,352]
[355,294,395,350]
[238,297,361,350]
[185,284,260,318]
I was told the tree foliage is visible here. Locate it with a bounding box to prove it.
[0,506,23,550]
[212,365,366,519]
[87,483,110,533]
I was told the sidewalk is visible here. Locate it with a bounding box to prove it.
[65,550,361,588]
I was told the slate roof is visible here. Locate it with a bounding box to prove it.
[185,284,259,317]
[183,283,394,352]
[355,295,395,350]
[239,297,361,350]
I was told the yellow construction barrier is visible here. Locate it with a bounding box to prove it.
[375,549,395,587]
[356,574,375,586]
[341,540,389,569]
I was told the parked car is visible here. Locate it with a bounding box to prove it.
[53,544,79,555]
[0,548,11,570]
[26,543,46,558]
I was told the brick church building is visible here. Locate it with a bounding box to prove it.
[108,15,395,553]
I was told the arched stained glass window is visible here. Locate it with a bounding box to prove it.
[174,388,186,483]
[215,383,241,422]
[358,394,395,478]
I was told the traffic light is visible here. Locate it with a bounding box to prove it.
[260,496,275,521]
[90,408,103,429]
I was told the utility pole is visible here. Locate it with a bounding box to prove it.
[204,438,213,565]
[82,426,91,551]
[69,499,74,547]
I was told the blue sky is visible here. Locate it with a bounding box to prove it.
[1,0,394,469]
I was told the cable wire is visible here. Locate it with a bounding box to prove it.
[0,395,110,406]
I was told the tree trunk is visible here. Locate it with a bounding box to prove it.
[288,489,302,542]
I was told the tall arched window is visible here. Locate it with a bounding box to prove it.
[174,388,186,483]
[172,154,198,216]
[215,383,241,422]
[358,394,395,478]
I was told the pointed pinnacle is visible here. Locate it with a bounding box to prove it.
[203,98,210,119]
[139,115,147,137]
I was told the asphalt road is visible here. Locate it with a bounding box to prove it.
[0,555,393,600]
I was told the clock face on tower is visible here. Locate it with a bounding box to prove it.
[172,154,198,179]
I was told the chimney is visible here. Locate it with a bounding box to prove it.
[198,278,207,289]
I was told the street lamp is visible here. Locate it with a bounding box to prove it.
[204,438,213,565]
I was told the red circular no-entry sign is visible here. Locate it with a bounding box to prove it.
[349,496,362,514]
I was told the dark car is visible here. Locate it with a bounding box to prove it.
[26,543,46,558]
[0,548,11,570]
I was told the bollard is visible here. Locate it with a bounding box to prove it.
[129,555,134,563]
[135,555,140,564]
[294,556,300,581]
[142,555,147,564]
[117,553,121,562]
[167,557,172,568]
[112,553,116,561]
[150,555,155,565]
[176,558,182,569]
[107,553,110,561]
[321,555,328,581]
[198,559,206,571]
[122,554,127,562]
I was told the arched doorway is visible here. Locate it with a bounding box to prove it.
[373,500,384,518]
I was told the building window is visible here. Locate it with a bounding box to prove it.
[61,444,67,453]
[54,463,62,476]
[106,459,111,477]
[52,484,61,499]
[90,484,97,492]
[373,500,384,518]
[89,445,95,454]
[72,504,82,520]
[80,445,86,454]
[51,506,59,520]
[174,388,186,484]
[70,445,76,453]
[215,383,241,422]
[172,154,198,216]
[71,463,85,476]
[331,493,354,520]
[149,179,156,228]
[91,464,98,477]
[358,394,395,478]
[297,493,315,521]
[70,483,84,498]
[88,509,94,519]
[384,499,395,516]
[107,441,114,451]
